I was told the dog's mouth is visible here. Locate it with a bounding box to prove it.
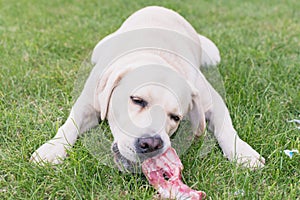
[111,142,164,173]
[111,143,141,173]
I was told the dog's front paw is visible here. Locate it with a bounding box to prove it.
[232,138,265,169]
[30,139,69,165]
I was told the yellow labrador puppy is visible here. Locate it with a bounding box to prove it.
[31,6,265,171]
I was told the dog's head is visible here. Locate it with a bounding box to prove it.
[96,65,205,172]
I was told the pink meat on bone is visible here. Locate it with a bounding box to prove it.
[142,147,206,200]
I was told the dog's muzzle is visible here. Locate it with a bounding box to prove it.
[135,135,164,154]
[112,143,139,173]
[111,136,164,173]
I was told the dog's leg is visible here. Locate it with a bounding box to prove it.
[30,94,99,164]
[205,85,265,168]
[197,35,264,168]
[198,34,221,67]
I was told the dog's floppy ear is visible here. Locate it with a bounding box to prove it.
[95,67,130,120]
[187,84,206,137]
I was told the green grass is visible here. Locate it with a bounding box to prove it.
[1,0,299,199]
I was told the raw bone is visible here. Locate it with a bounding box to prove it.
[142,147,206,200]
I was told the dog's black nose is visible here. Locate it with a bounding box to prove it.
[136,135,164,154]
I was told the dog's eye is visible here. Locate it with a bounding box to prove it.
[169,114,180,122]
[130,96,148,108]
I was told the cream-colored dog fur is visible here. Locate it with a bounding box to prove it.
[30,6,265,169]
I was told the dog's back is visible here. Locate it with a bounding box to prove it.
[117,6,200,44]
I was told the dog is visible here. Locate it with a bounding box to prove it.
[30,6,265,171]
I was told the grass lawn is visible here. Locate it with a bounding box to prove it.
[1,0,299,199]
